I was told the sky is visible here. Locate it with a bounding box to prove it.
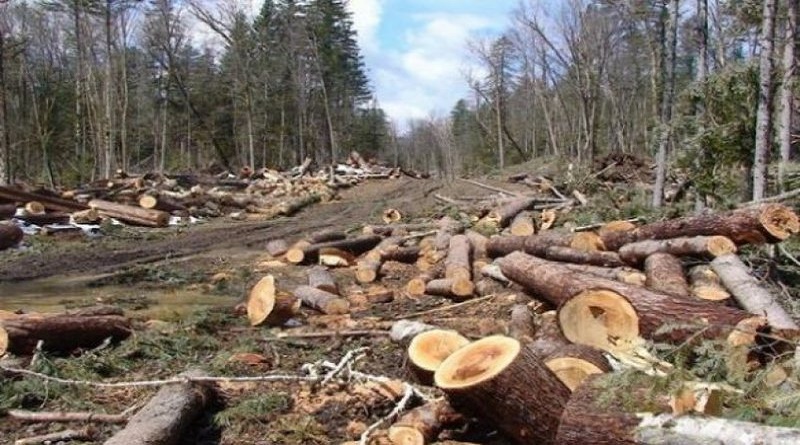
[346,0,517,125]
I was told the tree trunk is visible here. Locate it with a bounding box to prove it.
[644,252,689,298]
[652,0,679,208]
[1,313,131,356]
[89,199,170,227]
[246,275,300,327]
[695,0,710,211]
[711,254,799,330]
[543,246,624,267]
[265,239,289,257]
[601,204,799,251]
[779,0,798,191]
[753,0,779,200]
[0,186,88,213]
[0,223,23,251]
[425,278,474,300]
[444,234,472,281]
[292,285,350,314]
[618,236,737,266]
[104,369,214,445]
[308,266,338,295]
[435,336,570,445]
[0,203,14,219]
[285,235,381,265]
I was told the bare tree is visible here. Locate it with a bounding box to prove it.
[695,0,709,211]
[652,0,680,208]
[753,0,778,200]
[778,0,798,191]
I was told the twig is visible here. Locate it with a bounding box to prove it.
[395,294,495,319]
[778,244,800,268]
[9,408,130,424]
[14,426,96,445]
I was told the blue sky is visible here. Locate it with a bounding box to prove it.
[347,0,517,125]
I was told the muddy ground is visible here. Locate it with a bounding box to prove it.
[0,177,536,445]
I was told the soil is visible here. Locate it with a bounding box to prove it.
[0,177,529,445]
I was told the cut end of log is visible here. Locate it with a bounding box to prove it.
[569,232,604,252]
[707,236,737,257]
[597,220,637,235]
[726,316,768,347]
[285,248,305,264]
[383,208,403,224]
[0,326,8,356]
[24,201,46,215]
[435,335,520,389]
[558,289,640,353]
[406,278,427,296]
[247,276,276,326]
[408,329,470,373]
[318,248,357,267]
[544,357,606,392]
[138,195,158,209]
[388,426,424,445]
[760,204,800,241]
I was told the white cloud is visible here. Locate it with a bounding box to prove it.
[347,0,383,54]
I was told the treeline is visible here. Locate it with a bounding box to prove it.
[400,0,798,206]
[0,0,389,186]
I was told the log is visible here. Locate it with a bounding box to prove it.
[381,245,420,263]
[508,304,535,343]
[71,208,102,224]
[307,228,347,244]
[444,235,472,281]
[0,203,15,219]
[246,275,300,327]
[498,252,764,351]
[601,204,800,251]
[265,238,289,257]
[104,369,214,445]
[292,285,350,314]
[509,211,536,236]
[644,253,690,297]
[407,267,443,296]
[560,263,646,286]
[0,223,23,251]
[308,266,338,294]
[618,235,737,266]
[711,254,799,330]
[89,199,170,227]
[407,329,470,385]
[435,335,570,445]
[569,231,604,251]
[285,235,382,264]
[24,201,45,215]
[362,223,438,236]
[543,246,624,267]
[356,237,403,283]
[138,195,187,213]
[688,265,731,301]
[0,186,88,212]
[556,374,800,445]
[484,198,537,228]
[425,278,474,300]
[387,399,464,445]
[486,235,527,258]
[464,230,488,260]
[390,320,438,344]
[1,314,132,356]
[16,212,71,226]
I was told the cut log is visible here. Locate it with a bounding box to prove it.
[16,212,71,226]
[1,313,132,355]
[560,263,646,286]
[508,304,535,342]
[285,235,382,264]
[540,208,557,231]
[425,278,474,300]
[318,247,357,267]
[444,235,472,281]
[138,194,187,213]
[24,201,45,215]
[0,203,15,219]
[307,228,347,244]
[688,265,731,301]
[569,231,604,252]
[308,266,338,294]
[356,237,403,283]
[711,254,799,330]
[362,223,438,236]
[543,246,624,267]
[434,335,570,445]
[292,285,350,314]
[498,252,764,351]
[0,186,88,212]
[407,267,443,296]
[383,208,402,223]
[618,235,737,266]
[246,275,300,327]
[597,219,638,236]
[0,223,23,251]
[71,208,102,224]
[387,399,464,445]
[601,204,800,251]
[484,198,536,228]
[556,374,800,445]
[89,199,170,227]
[265,238,289,257]
[509,211,536,236]
[104,369,214,445]
[407,329,470,385]
[644,253,690,298]
[380,246,420,263]
[486,235,527,258]
[464,230,488,260]
[390,320,438,344]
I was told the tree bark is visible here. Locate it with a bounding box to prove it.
[543,246,624,267]
[387,399,464,445]
[644,253,690,298]
[89,199,169,227]
[753,0,778,200]
[0,203,14,219]
[265,238,289,257]
[1,313,131,356]
[435,336,570,445]
[292,285,350,314]
[445,234,472,281]
[104,369,214,445]
[308,266,338,295]
[285,235,382,265]
[652,0,679,208]
[0,186,88,213]
[601,204,799,251]
[779,0,798,191]
[0,223,22,251]
[618,235,736,266]
[425,278,474,300]
[484,198,536,228]
[711,254,798,330]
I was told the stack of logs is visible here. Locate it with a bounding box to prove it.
[0,152,402,250]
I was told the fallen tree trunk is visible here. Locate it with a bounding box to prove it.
[387,399,465,445]
[292,285,350,314]
[444,234,472,281]
[688,265,731,301]
[498,252,763,351]
[425,278,474,300]
[89,199,170,227]
[307,229,348,244]
[381,245,420,263]
[484,198,537,228]
[16,212,71,226]
[601,204,799,251]
[560,263,646,286]
[618,236,737,266]
[0,186,88,213]
[104,369,214,445]
[711,254,799,330]
[308,266,338,294]
[285,235,382,265]
[1,313,132,356]
[543,246,624,267]
[435,335,570,445]
[407,329,470,385]
[644,253,690,298]
[0,223,23,251]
